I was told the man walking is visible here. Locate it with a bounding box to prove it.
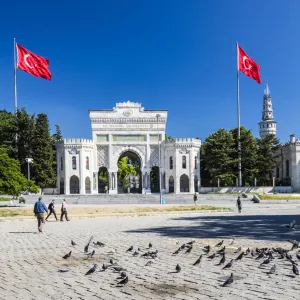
[33,197,48,233]
[60,199,70,221]
[46,199,58,221]
[236,196,242,213]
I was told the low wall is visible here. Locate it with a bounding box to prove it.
[199,186,293,194]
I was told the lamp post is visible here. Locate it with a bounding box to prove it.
[156,114,163,205]
[26,158,33,181]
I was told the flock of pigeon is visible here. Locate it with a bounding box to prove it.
[60,236,300,288]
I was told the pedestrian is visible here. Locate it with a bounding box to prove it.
[60,199,70,221]
[193,193,198,205]
[237,196,242,213]
[33,196,48,233]
[46,199,58,221]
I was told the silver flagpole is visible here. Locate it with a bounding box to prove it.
[14,38,17,113]
[236,42,242,187]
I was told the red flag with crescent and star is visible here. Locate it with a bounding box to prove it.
[16,43,52,81]
[238,45,261,84]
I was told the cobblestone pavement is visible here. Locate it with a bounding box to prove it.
[1,208,300,300]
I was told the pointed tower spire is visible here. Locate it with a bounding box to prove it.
[258,81,277,137]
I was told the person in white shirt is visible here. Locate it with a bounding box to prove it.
[60,199,70,221]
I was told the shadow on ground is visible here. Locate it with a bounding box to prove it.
[126,214,300,241]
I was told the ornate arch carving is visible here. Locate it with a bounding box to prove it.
[112,145,145,170]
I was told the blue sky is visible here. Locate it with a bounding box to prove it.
[0,0,299,142]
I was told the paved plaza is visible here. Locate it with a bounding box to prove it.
[0,205,300,300]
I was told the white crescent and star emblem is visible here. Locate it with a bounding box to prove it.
[24,54,36,69]
[242,56,252,70]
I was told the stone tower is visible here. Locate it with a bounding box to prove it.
[258,81,277,137]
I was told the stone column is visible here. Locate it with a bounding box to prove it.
[175,149,180,194]
[189,150,195,194]
[114,172,118,192]
[79,150,85,194]
[64,149,70,195]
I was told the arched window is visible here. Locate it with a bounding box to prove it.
[286,160,289,177]
[86,156,89,170]
[169,156,173,169]
[182,156,186,169]
[194,156,197,169]
[72,156,76,170]
[60,157,63,171]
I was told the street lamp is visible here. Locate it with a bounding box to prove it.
[26,158,33,181]
[156,114,163,205]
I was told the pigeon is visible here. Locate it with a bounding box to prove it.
[222,273,234,287]
[218,254,226,265]
[110,259,117,265]
[112,266,126,272]
[193,255,202,266]
[117,276,128,286]
[175,264,181,273]
[58,269,71,273]
[84,236,93,253]
[255,252,264,260]
[217,246,226,254]
[180,243,186,250]
[62,251,72,259]
[185,246,193,254]
[230,239,236,245]
[260,258,271,266]
[133,251,139,257]
[126,246,134,252]
[296,253,300,260]
[145,261,154,266]
[222,259,233,270]
[102,264,109,271]
[71,240,76,246]
[87,250,95,258]
[245,248,251,255]
[85,264,97,275]
[187,240,195,245]
[292,263,299,275]
[234,246,242,253]
[138,247,141,251]
[173,247,181,255]
[268,264,276,274]
[148,242,153,249]
[203,245,211,254]
[120,271,127,278]
[208,253,216,260]
[251,250,256,258]
[215,240,224,247]
[94,241,105,247]
[235,252,244,261]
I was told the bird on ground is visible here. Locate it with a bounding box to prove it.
[218,254,226,265]
[296,253,300,260]
[193,255,202,266]
[260,258,271,266]
[120,271,127,278]
[62,251,72,259]
[230,239,236,245]
[85,264,97,275]
[110,259,117,265]
[180,244,186,250]
[251,250,256,258]
[102,264,109,271]
[255,252,264,260]
[234,246,242,253]
[215,240,224,247]
[84,236,93,253]
[133,251,139,257]
[94,241,105,247]
[187,240,195,245]
[173,247,181,255]
[217,246,226,254]
[126,246,134,252]
[117,276,128,286]
[222,259,233,270]
[291,243,299,251]
[222,273,234,287]
[138,247,141,251]
[292,263,299,276]
[87,250,95,258]
[208,253,216,260]
[203,245,211,254]
[148,242,152,249]
[245,248,251,255]
[112,266,126,272]
[71,240,76,246]
[185,246,193,254]
[268,264,276,275]
[235,252,244,261]
[145,261,154,266]
[176,264,181,273]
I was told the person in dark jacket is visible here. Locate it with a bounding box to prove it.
[46,199,58,221]
[193,193,198,205]
[33,197,48,233]
[236,196,242,213]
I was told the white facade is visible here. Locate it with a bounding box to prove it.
[56,101,201,195]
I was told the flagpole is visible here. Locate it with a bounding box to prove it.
[236,42,242,187]
[14,38,17,113]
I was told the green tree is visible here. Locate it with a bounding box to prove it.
[230,127,258,186]
[0,147,39,196]
[0,110,15,155]
[117,157,137,190]
[32,114,55,192]
[256,134,281,185]
[51,124,63,180]
[201,128,236,186]
[165,134,174,141]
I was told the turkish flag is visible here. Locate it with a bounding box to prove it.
[238,45,261,84]
[16,43,52,80]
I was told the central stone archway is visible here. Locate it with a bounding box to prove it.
[117,150,142,194]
